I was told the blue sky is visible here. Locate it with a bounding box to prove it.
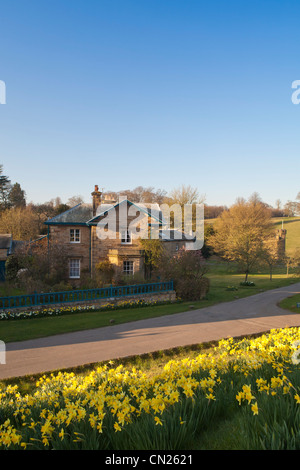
[0,0,300,208]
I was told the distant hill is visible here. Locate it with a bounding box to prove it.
[272,217,300,256]
[205,216,300,256]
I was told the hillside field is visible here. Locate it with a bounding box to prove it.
[205,216,300,256]
[272,217,300,255]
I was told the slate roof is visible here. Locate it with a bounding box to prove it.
[0,234,13,251]
[44,200,194,242]
[44,203,93,225]
[45,200,166,226]
[87,198,165,226]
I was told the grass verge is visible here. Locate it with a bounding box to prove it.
[279,293,300,313]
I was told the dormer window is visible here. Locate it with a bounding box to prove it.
[121,230,131,244]
[70,228,80,243]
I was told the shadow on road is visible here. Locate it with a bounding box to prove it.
[6,283,300,352]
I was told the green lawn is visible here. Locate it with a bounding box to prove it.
[278,293,300,313]
[273,216,300,256]
[1,262,299,343]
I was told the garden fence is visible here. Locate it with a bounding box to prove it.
[0,281,174,310]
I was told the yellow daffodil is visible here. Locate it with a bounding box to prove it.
[294,394,300,404]
[154,416,163,426]
[114,422,122,432]
[251,402,259,415]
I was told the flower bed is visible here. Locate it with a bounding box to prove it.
[0,299,178,321]
[1,327,300,450]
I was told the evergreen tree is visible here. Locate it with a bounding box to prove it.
[0,165,11,210]
[9,182,26,208]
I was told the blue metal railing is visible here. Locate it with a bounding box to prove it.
[0,281,174,310]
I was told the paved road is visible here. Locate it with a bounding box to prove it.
[1,282,300,379]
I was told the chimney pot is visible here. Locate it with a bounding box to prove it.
[92,184,102,216]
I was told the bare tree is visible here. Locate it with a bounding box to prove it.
[209,199,274,281]
[284,201,297,217]
[248,192,262,205]
[103,187,167,204]
[0,207,40,240]
[168,184,205,205]
[67,195,84,207]
[261,237,282,280]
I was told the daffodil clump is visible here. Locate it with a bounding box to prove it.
[1,326,300,450]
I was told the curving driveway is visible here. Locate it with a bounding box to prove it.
[1,282,300,379]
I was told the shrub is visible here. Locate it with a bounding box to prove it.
[158,249,209,301]
[175,276,210,301]
[5,241,69,293]
[5,254,22,282]
[95,260,115,285]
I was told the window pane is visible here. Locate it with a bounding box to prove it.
[69,259,80,278]
[121,230,131,244]
[70,229,80,242]
[123,261,133,275]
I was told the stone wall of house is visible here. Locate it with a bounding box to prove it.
[49,220,146,282]
[91,204,147,276]
[48,201,190,284]
[49,225,91,275]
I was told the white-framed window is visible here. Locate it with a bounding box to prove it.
[121,229,131,244]
[70,228,80,243]
[123,260,134,275]
[69,259,80,279]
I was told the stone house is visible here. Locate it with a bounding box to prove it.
[0,234,26,282]
[0,234,13,282]
[45,186,189,283]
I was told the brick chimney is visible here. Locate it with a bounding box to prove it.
[91,185,102,216]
